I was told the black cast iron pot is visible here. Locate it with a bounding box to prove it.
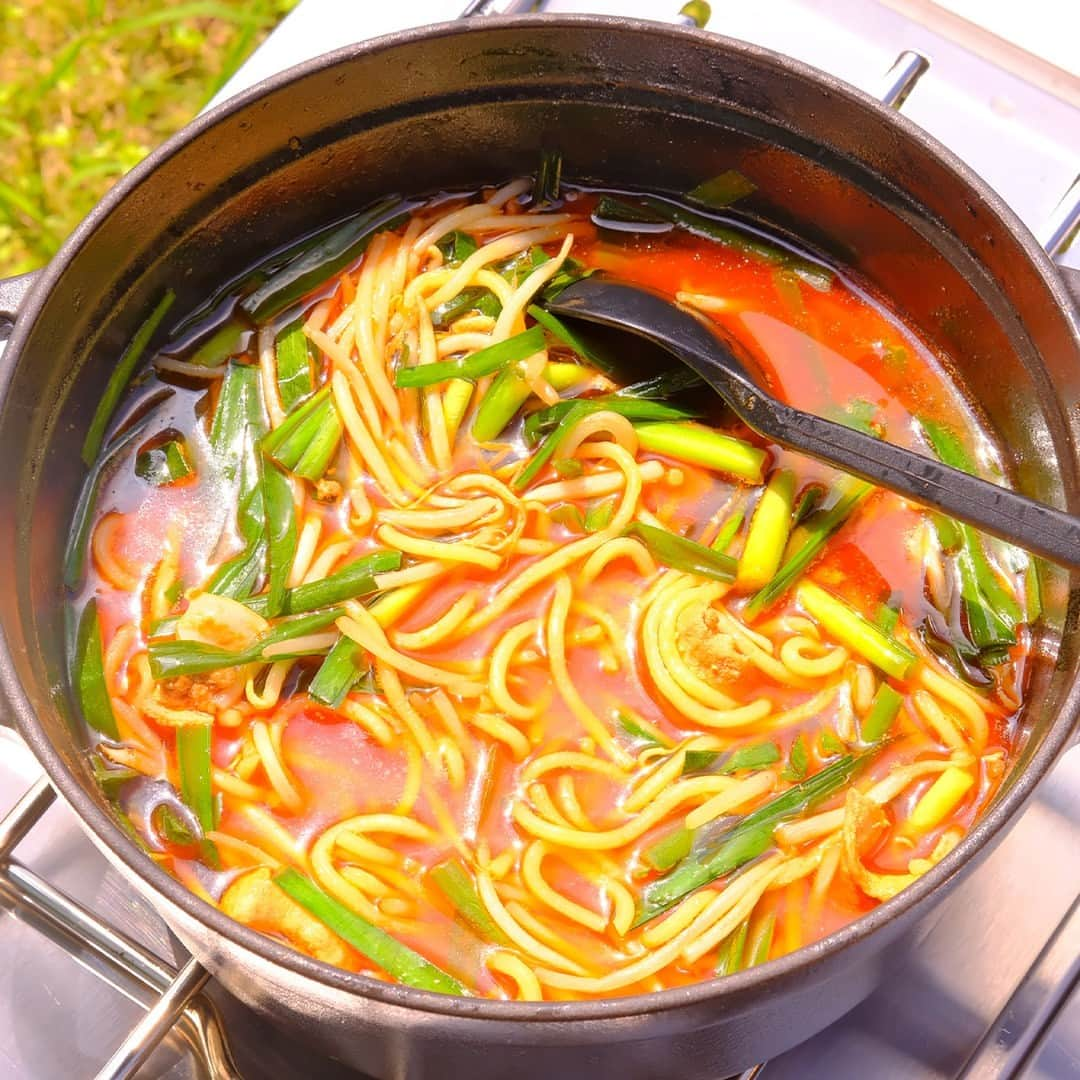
[0,15,1078,1079]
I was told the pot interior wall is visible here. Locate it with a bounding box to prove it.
[2,14,1076,943]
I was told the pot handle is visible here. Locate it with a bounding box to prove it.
[0,270,42,360]
[459,0,536,15]
[0,270,40,324]
[1041,174,1080,311]
[1060,266,1080,311]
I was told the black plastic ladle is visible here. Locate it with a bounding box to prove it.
[546,277,1080,569]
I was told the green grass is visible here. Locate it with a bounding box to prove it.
[0,0,297,277]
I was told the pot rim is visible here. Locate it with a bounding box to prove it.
[4,12,1079,1024]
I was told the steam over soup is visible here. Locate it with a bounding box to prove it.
[70,173,1033,999]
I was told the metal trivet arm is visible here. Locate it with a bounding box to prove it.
[0,776,239,1080]
[1040,174,1080,257]
[95,959,213,1080]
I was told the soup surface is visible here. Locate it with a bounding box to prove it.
[70,175,1033,1000]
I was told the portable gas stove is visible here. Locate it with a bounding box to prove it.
[0,2,1077,1077]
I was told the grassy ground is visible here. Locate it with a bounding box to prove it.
[0,0,297,277]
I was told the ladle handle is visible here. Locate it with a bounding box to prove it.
[753,396,1080,569]
[550,276,1080,568]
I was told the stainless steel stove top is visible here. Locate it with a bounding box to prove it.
[2,2,1078,1077]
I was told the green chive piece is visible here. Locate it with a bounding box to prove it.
[82,289,176,467]
[65,410,161,587]
[435,230,478,267]
[527,303,607,368]
[292,407,343,481]
[262,464,297,618]
[744,481,872,620]
[429,860,509,944]
[244,550,401,618]
[135,435,193,486]
[820,730,845,756]
[274,317,316,411]
[715,919,749,975]
[1025,558,1043,624]
[73,599,119,740]
[432,287,501,328]
[797,581,916,679]
[921,418,1021,661]
[274,868,466,994]
[644,827,694,872]
[792,483,826,526]
[615,368,705,400]
[187,320,248,369]
[520,366,707,448]
[244,550,400,619]
[688,169,756,209]
[711,511,745,554]
[513,398,593,491]
[554,458,584,479]
[309,636,366,708]
[523,396,697,446]
[471,361,585,443]
[624,522,737,583]
[532,149,562,205]
[249,607,345,655]
[722,741,782,774]
[585,495,617,533]
[549,504,587,532]
[826,397,880,436]
[207,474,266,600]
[748,911,776,967]
[177,723,215,834]
[155,804,197,846]
[262,387,343,481]
[876,603,901,635]
[861,684,905,743]
[209,361,264,483]
[681,750,720,775]
[261,386,331,458]
[636,750,871,926]
[616,711,672,749]
[148,615,180,639]
[652,746,783,866]
[394,325,546,389]
[92,756,140,798]
[148,608,343,679]
[207,365,266,600]
[635,422,765,483]
[681,740,781,777]
[592,195,833,290]
[171,215,383,343]
[736,469,796,591]
[780,734,809,782]
[241,198,405,323]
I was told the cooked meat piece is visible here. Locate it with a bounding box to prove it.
[157,669,236,710]
[221,867,352,967]
[676,602,747,685]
